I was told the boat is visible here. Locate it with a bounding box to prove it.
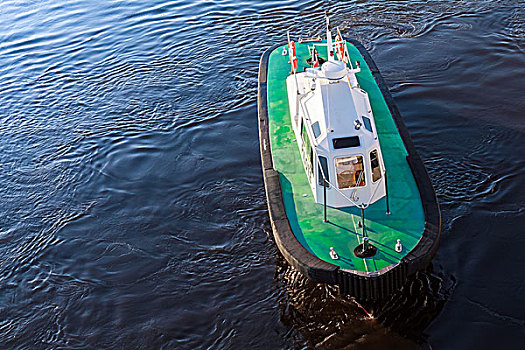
[257,15,440,300]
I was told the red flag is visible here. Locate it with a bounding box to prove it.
[289,41,297,71]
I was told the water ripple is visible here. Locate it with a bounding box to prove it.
[0,0,524,348]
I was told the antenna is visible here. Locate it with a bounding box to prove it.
[325,11,333,61]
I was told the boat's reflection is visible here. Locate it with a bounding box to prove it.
[275,255,455,349]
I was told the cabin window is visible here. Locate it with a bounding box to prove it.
[362,116,372,133]
[312,122,321,139]
[333,136,360,149]
[310,148,314,174]
[302,121,314,179]
[370,149,382,182]
[335,156,365,189]
[318,156,329,187]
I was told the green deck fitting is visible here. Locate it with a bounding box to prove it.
[267,42,425,273]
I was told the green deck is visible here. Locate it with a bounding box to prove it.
[267,42,425,273]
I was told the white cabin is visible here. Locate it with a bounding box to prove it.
[286,56,386,208]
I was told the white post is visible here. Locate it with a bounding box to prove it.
[326,14,334,61]
[286,32,294,73]
[287,31,300,96]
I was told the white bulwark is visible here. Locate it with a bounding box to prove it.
[285,37,387,208]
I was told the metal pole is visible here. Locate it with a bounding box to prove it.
[326,12,334,61]
[384,171,391,215]
[323,180,327,222]
[361,206,366,250]
[286,31,300,94]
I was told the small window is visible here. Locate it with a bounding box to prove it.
[362,116,372,132]
[333,136,360,149]
[335,155,365,189]
[302,121,314,179]
[370,149,382,182]
[312,122,321,139]
[310,147,314,173]
[318,156,329,187]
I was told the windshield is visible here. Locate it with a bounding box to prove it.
[335,155,365,189]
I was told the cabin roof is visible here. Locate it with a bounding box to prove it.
[304,78,377,153]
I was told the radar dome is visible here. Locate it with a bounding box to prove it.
[321,60,347,80]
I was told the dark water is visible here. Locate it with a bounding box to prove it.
[0,0,523,348]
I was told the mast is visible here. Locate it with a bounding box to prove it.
[326,12,334,61]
